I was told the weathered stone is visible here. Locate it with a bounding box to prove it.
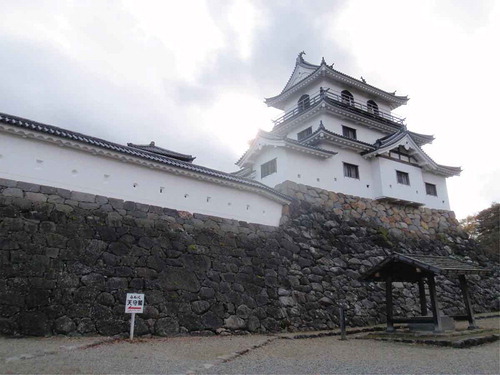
[224,315,246,329]
[54,316,76,334]
[3,188,23,198]
[191,300,210,315]
[155,317,179,336]
[159,269,200,292]
[19,312,49,336]
[25,192,47,203]
[70,191,96,203]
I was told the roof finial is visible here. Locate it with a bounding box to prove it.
[297,51,306,63]
[150,141,155,146]
[360,76,366,83]
[321,56,326,65]
[319,120,325,129]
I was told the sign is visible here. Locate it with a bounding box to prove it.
[125,293,144,314]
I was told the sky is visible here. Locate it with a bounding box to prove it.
[0,0,498,219]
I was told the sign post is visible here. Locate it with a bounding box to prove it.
[125,293,144,340]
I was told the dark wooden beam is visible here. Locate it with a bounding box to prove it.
[459,275,478,329]
[418,277,428,316]
[427,275,442,332]
[386,276,394,332]
[392,317,434,324]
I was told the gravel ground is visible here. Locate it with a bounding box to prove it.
[1,317,498,374]
[199,335,500,374]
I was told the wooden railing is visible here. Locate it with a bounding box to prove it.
[272,89,405,127]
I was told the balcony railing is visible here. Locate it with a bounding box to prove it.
[272,89,405,128]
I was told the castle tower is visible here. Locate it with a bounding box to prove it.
[235,53,461,210]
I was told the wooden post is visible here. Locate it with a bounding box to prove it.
[418,278,428,316]
[386,276,395,332]
[427,275,442,332]
[459,275,477,329]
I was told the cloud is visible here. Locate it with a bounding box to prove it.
[0,0,497,218]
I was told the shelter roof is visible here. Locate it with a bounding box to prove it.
[0,112,292,204]
[361,253,490,282]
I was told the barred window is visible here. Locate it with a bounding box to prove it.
[425,183,437,196]
[367,100,379,115]
[342,126,357,139]
[261,158,277,178]
[297,127,312,141]
[341,90,354,106]
[298,94,310,112]
[343,162,359,179]
[396,170,410,185]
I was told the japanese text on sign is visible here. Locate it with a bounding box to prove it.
[125,293,144,314]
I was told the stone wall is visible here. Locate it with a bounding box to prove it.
[276,181,460,239]
[1,178,498,336]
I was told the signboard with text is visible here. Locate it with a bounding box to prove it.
[125,293,144,314]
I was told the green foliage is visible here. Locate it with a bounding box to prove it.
[461,203,499,258]
[476,203,499,258]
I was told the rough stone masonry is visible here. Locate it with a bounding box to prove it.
[0,178,498,336]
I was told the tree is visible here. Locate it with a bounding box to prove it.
[475,203,499,258]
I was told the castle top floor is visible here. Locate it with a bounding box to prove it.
[265,53,409,116]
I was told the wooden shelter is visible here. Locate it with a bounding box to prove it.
[361,253,490,332]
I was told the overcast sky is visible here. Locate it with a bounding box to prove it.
[0,0,498,219]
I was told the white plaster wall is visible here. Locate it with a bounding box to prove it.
[287,112,386,145]
[0,132,284,226]
[252,147,287,188]
[254,146,376,200]
[374,157,451,210]
[318,115,387,144]
[250,144,452,210]
[421,171,451,210]
[328,150,375,199]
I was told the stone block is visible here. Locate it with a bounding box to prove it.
[155,317,179,336]
[54,316,76,334]
[2,188,23,198]
[70,191,96,203]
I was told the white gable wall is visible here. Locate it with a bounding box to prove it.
[374,156,451,210]
[0,132,285,226]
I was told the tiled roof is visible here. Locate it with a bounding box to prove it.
[266,54,408,105]
[301,123,375,150]
[363,130,461,177]
[361,253,490,282]
[0,112,292,203]
[235,130,337,166]
[128,142,195,162]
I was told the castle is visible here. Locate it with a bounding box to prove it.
[234,53,461,211]
[0,53,460,226]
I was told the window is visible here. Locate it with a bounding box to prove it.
[341,90,354,106]
[343,162,359,179]
[342,126,357,139]
[425,183,437,196]
[297,127,312,140]
[367,100,379,115]
[389,146,418,164]
[396,170,410,185]
[261,158,277,178]
[298,94,310,111]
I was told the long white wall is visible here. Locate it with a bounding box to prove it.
[0,132,285,226]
